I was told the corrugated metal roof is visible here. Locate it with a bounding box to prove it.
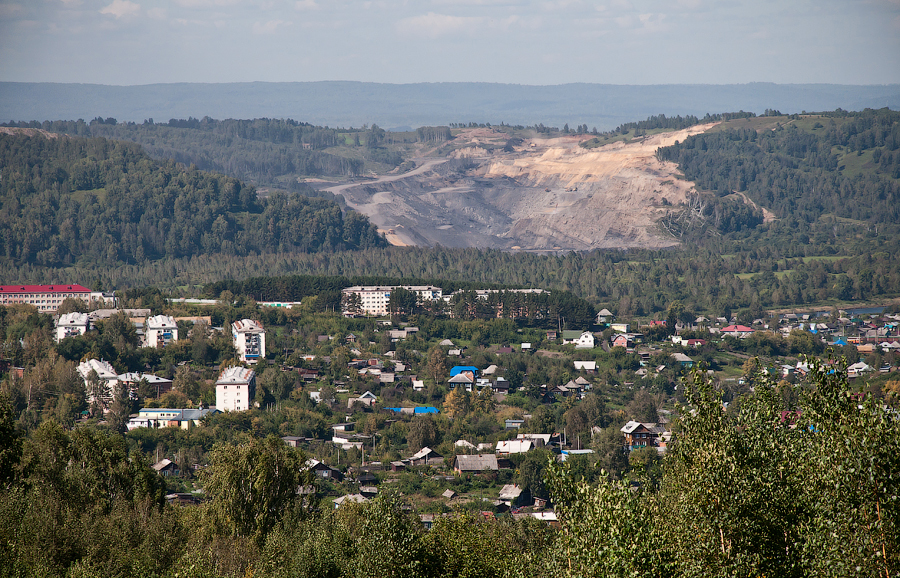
[0,284,89,293]
[454,454,498,471]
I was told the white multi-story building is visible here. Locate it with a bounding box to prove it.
[232,319,265,363]
[341,285,443,316]
[0,284,114,313]
[77,359,119,409]
[56,312,91,342]
[146,315,178,348]
[215,366,256,412]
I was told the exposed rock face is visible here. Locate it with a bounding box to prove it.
[326,125,714,252]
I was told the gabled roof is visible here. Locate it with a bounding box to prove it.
[496,440,533,453]
[333,494,368,507]
[499,484,523,500]
[621,420,666,434]
[410,446,441,461]
[152,459,175,471]
[454,453,499,471]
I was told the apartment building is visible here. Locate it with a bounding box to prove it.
[55,312,91,342]
[0,284,114,313]
[215,366,256,412]
[232,319,265,363]
[146,315,178,348]
[341,285,443,316]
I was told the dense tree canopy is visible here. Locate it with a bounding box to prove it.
[0,132,384,266]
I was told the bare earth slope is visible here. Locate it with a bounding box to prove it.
[325,124,715,251]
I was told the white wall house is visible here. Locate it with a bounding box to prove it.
[563,331,595,349]
[56,312,90,342]
[232,319,265,363]
[215,366,256,412]
[146,315,178,348]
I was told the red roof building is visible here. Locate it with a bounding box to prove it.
[0,284,92,313]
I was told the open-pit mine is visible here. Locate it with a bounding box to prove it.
[324,124,716,252]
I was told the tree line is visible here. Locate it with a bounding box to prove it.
[656,108,900,225]
[0,132,385,267]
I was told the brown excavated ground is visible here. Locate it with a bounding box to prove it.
[325,124,718,251]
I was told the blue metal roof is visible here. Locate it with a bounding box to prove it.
[450,366,479,376]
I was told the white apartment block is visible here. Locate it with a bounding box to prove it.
[341,285,443,316]
[77,358,119,409]
[215,366,256,412]
[0,284,114,313]
[56,312,90,342]
[146,315,178,348]
[232,319,265,363]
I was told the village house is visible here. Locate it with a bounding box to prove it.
[409,446,443,466]
[573,360,597,372]
[306,458,344,482]
[621,421,668,451]
[562,330,595,349]
[127,407,219,430]
[454,453,499,474]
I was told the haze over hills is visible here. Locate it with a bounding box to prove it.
[2,82,899,130]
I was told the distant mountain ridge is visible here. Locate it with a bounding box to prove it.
[2,82,898,131]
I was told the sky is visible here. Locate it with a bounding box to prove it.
[1,0,899,86]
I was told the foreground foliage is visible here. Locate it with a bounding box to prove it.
[547,357,900,577]
[1,355,897,577]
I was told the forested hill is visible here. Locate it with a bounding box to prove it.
[656,108,900,225]
[0,131,385,267]
[4,117,379,185]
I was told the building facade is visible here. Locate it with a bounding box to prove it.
[0,284,114,313]
[341,285,443,317]
[215,366,256,411]
[232,319,265,363]
[146,315,178,348]
[55,312,90,342]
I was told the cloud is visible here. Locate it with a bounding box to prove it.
[173,0,242,7]
[100,0,141,18]
[146,7,167,19]
[431,0,524,5]
[0,4,25,19]
[396,12,482,38]
[295,0,318,8]
[252,19,291,34]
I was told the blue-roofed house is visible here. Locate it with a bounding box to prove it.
[450,366,479,377]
